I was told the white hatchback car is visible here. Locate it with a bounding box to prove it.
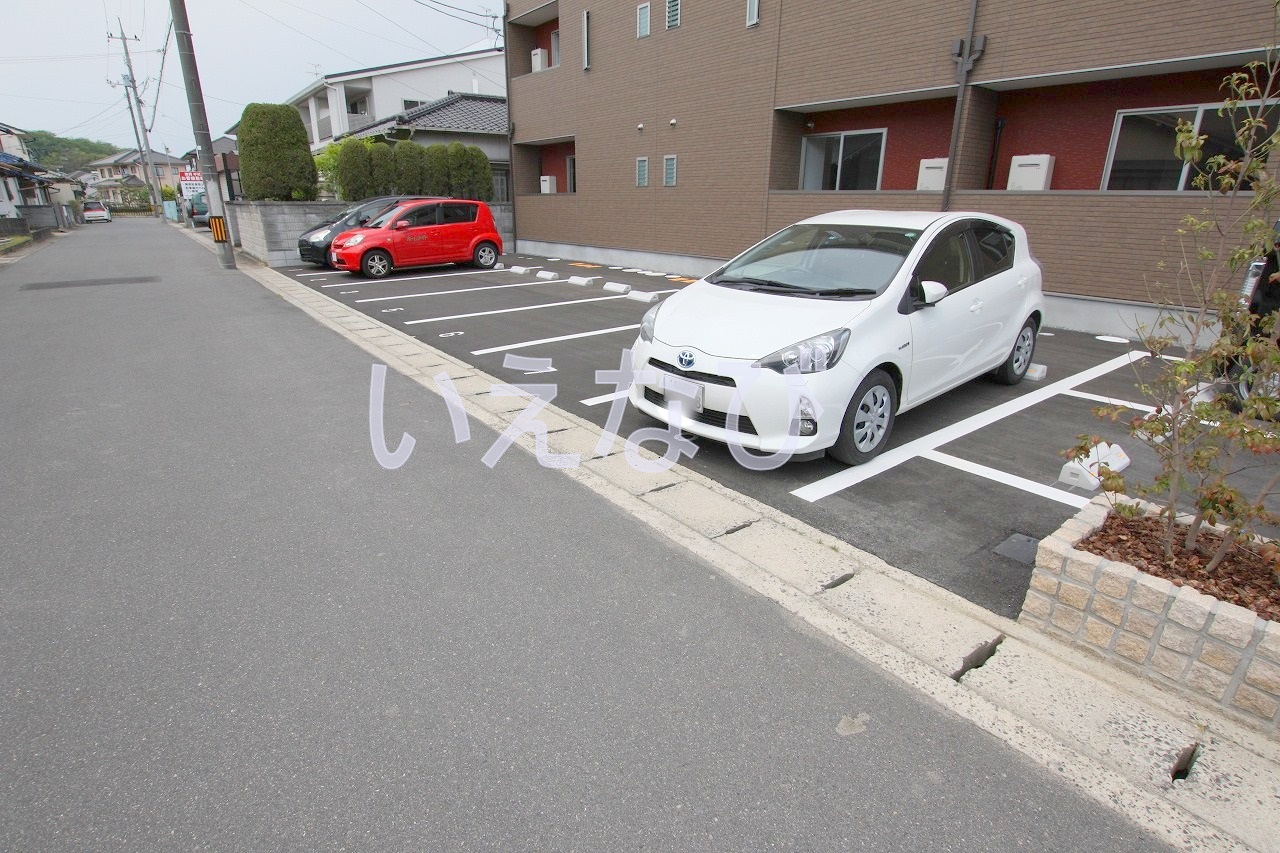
[82,200,112,223]
[629,210,1045,465]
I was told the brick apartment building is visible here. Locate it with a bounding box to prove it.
[504,0,1278,332]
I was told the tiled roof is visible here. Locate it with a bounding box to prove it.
[85,149,186,167]
[349,92,508,140]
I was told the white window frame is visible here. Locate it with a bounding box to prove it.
[1100,100,1265,191]
[637,2,650,37]
[550,29,561,67]
[636,157,649,187]
[666,0,680,29]
[582,10,591,70]
[403,99,425,111]
[746,0,759,26]
[663,154,677,187]
[798,129,886,191]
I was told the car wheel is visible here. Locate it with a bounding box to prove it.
[472,242,498,269]
[361,249,392,278]
[994,317,1037,385]
[828,368,897,465]
[1226,361,1280,418]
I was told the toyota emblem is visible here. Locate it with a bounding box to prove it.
[677,350,695,369]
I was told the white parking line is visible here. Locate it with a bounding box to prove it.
[580,390,631,406]
[405,290,675,326]
[472,324,641,356]
[791,351,1149,502]
[357,280,568,303]
[296,271,336,277]
[320,268,502,288]
[1061,388,1157,414]
[921,450,1091,508]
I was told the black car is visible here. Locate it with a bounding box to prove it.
[297,195,438,265]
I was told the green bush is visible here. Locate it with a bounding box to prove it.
[160,185,177,202]
[238,103,318,201]
[421,144,449,196]
[369,141,396,196]
[393,141,426,195]
[335,138,374,201]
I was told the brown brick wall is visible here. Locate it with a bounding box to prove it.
[506,0,1276,303]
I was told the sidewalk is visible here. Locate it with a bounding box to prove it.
[176,224,1280,851]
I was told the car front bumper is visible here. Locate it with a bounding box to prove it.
[298,241,328,264]
[627,338,857,456]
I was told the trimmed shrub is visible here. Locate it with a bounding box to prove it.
[335,138,374,201]
[238,103,317,200]
[369,141,396,196]
[393,141,426,195]
[421,144,449,196]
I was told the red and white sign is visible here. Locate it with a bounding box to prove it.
[179,171,204,199]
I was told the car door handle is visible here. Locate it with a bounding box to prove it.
[969,299,984,312]
[1017,276,1028,288]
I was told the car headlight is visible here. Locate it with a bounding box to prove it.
[755,328,850,373]
[640,303,661,343]
[310,229,332,243]
[343,234,365,248]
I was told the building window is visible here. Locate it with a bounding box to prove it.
[746,0,759,26]
[637,3,650,37]
[666,0,680,29]
[403,100,425,111]
[582,10,591,70]
[551,30,561,67]
[799,130,885,191]
[636,157,649,187]
[663,154,677,186]
[566,155,577,192]
[492,167,510,203]
[1102,103,1275,191]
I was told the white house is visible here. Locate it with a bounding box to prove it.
[282,46,506,154]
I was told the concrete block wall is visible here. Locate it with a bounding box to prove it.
[231,200,347,267]
[1021,495,1280,734]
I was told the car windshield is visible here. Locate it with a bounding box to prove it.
[708,223,919,297]
[367,204,411,229]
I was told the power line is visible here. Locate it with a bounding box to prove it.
[146,19,175,132]
[229,0,365,64]
[262,0,429,54]
[56,101,130,135]
[352,0,504,89]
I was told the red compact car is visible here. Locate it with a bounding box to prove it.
[330,199,503,277]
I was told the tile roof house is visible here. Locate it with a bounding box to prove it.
[281,46,506,155]
[343,92,511,203]
[85,149,186,204]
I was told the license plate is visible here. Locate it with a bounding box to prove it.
[661,374,704,413]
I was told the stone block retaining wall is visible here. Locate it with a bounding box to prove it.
[231,200,347,267]
[1021,496,1279,734]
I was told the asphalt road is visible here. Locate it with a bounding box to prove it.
[0,219,1172,849]
[278,247,1279,619]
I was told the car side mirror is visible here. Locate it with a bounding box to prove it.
[393,220,411,230]
[920,280,948,305]
[357,215,370,224]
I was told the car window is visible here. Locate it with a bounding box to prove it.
[368,204,411,228]
[404,204,440,227]
[440,203,477,224]
[915,229,975,293]
[971,223,1015,280]
[85,202,104,210]
[711,223,918,296]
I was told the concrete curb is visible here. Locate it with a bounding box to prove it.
[173,223,1275,852]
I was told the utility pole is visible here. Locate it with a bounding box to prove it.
[168,0,236,269]
[110,21,164,217]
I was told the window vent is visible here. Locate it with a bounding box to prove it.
[666,0,680,29]
[663,154,677,187]
[636,157,649,187]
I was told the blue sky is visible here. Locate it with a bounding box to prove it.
[2,0,503,158]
